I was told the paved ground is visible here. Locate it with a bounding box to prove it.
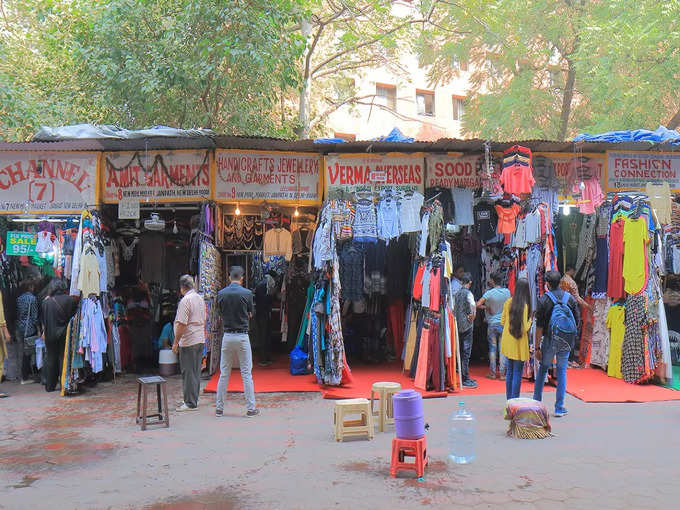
[1,374,679,509]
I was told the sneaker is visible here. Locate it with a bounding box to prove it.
[462,379,478,388]
[176,403,198,412]
[258,360,273,367]
[486,372,497,380]
[554,408,568,418]
[215,409,223,417]
[20,379,37,385]
[246,409,260,418]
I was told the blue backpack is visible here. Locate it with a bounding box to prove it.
[546,291,577,345]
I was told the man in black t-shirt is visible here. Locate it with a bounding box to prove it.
[215,266,259,418]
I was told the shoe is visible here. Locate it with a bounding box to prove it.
[554,408,568,418]
[486,372,497,380]
[215,409,223,417]
[258,360,273,367]
[500,374,506,381]
[20,379,37,385]
[176,403,198,412]
[462,379,478,388]
[246,409,260,417]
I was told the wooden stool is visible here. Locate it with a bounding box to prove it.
[390,436,428,478]
[370,381,402,432]
[333,398,374,441]
[136,376,169,431]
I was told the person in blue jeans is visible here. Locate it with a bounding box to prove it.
[477,272,511,379]
[533,270,581,417]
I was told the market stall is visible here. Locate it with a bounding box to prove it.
[0,150,99,384]
[100,149,213,374]
[212,149,322,372]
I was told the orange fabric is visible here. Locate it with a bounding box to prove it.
[495,203,521,234]
[500,165,535,195]
[414,323,430,390]
[413,263,425,300]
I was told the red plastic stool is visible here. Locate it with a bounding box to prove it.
[390,436,428,478]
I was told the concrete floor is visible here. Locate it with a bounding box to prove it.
[1,374,679,510]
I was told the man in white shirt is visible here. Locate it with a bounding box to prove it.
[172,275,206,412]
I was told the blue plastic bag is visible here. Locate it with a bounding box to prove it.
[289,345,309,375]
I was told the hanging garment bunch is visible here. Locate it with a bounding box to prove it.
[61,296,108,395]
[500,145,535,196]
[600,193,673,384]
[305,246,350,386]
[405,239,459,393]
[69,210,108,299]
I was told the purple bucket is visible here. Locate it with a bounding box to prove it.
[392,389,425,439]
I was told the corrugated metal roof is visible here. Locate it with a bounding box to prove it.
[2,135,679,154]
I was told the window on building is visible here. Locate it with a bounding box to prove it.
[452,96,465,121]
[375,84,397,111]
[334,133,356,142]
[416,90,435,116]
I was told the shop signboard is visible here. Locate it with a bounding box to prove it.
[0,151,98,213]
[606,151,680,191]
[5,231,38,256]
[324,153,425,194]
[215,150,321,203]
[118,198,140,219]
[102,150,211,203]
[425,153,497,188]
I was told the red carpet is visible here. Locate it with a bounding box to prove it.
[204,358,680,402]
[203,361,549,399]
[566,366,680,403]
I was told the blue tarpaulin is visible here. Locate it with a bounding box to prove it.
[314,127,415,144]
[573,125,680,145]
[374,127,414,143]
[313,137,346,144]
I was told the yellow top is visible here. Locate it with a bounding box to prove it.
[606,305,625,379]
[622,217,649,295]
[500,299,531,361]
[0,290,5,328]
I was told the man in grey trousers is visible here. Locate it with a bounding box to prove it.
[215,266,259,417]
[172,275,206,412]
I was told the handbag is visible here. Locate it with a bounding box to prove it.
[22,299,40,355]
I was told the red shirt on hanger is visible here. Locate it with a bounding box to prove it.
[495,203,521,234]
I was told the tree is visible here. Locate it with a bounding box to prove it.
[418,0,680,141]
[574,0,680,133]
[0,0,306,140]
[296,0,431,139]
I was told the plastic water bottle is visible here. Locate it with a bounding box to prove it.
[449,401,475,464]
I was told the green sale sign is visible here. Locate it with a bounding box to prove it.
[5,231,38,256]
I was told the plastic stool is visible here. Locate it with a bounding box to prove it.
[370,382,402,432]
[390,436,428,478]
[333,398,374,441]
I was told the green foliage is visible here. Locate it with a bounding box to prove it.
[419,0,680,140]
[0,0,306,140]
[298,0,420,138]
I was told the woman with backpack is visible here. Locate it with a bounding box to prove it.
[41,279,78,392]
[500,278,532,400]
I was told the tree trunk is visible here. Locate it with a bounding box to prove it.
[297,18,313,140]
[558,60,577,141]
[667,108,680,130]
